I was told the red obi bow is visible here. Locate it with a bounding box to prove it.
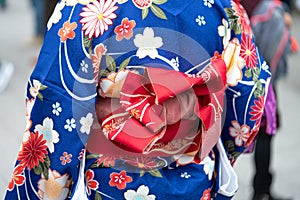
[87,57,226,163]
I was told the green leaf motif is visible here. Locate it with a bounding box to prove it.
[95,191,102,200]
[39,84,48,90]
[142,8,149,20]
[245,68,252,78]
[149,169,163,178]
[140,170,145,177]
[42,163,49,180]
[99,69,109,77]
[83,36,92,49]
[44,155,51,168]
[150,4,167,20]
[86,154,100,160]
[225,8,241,34]
[106,55,116,72]
[153,0,168,4]
[119,57,131,71]
[34,165,42,175]
[37,93,44,101]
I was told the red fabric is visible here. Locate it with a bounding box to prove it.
[87,58,226,162]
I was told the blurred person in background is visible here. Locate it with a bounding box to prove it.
[4,1,272,199]
[240,0,298,200]
[29,0,46,45]
[0,0,6,9]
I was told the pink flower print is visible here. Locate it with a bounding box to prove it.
[229,120,250,146]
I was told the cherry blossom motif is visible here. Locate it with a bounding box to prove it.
[133,27,163,59]
[203,0,214,8]
[80,113,94,135]
[18,132,48,170]
[58,21,77,42]
[85,169,99,195]
[124,185,156,200]
[52,102,62,116]
[114,18,136,41]
[222,38,245,86]
[34,117,60,153]
[99,70,130,98]
[29,79,42,98]
[109,170,133,189]
[229,120,250,146]
[91,43,107,83]
[201,188,211,200]
[64,118,76,132]
[80,0,118,38]
[7,165,25,191]
[240,33,258,69]
[37,169,69,200]
[249,96,264,121]
[218,18,231,47]
[132,0,152,9]
[200,156,215,180]
[60,152,72,165]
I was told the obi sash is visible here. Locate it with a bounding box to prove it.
[87,57,226,164]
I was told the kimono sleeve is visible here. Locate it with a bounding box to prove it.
[219,1,272,164]
[4,2,97,199]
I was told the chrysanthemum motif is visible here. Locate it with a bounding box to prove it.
[240,33,258,69]
[18,132,48,170]
[133,27,163,59]
[80,0,118,38]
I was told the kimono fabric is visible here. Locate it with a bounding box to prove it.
[5,0,271,200]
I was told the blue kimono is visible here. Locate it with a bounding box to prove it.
[5,0,271,199]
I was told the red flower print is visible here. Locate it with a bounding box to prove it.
[80,0,118,38]
[240,33,258,69]
[95,155,121,167]
[78,149,85,161]
[109,170,133,189]
[132,0,152,9]
[85,169,99,195]
[201,188,211,200]
[114,18,136,41]
[58,21,77,42]
[124,156,158,170]
[60,152,72,165]
[17,132,48,170]
[229,120,250,147]
[249,96,264,121]
[7,165,25,191]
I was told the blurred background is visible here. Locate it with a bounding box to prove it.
[0,0,299,199]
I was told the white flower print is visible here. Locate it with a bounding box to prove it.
[34,117,60,153]
[79,113,93,135]
[124,185,156,200]
[52,102,62,116]
[47,1,65,30]
[79,0,118,38]
[196,15,206,26]
[29,79,42,98]
[200,156,215,180]
[133,27,163,59]
[117,0,128,4]
[64,118,76,132]
[203,0,214,8]
[218,18,231,47]
[180,172,191,179]
[80,60,89,73]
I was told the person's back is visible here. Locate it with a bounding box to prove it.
[5,1,271,199]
